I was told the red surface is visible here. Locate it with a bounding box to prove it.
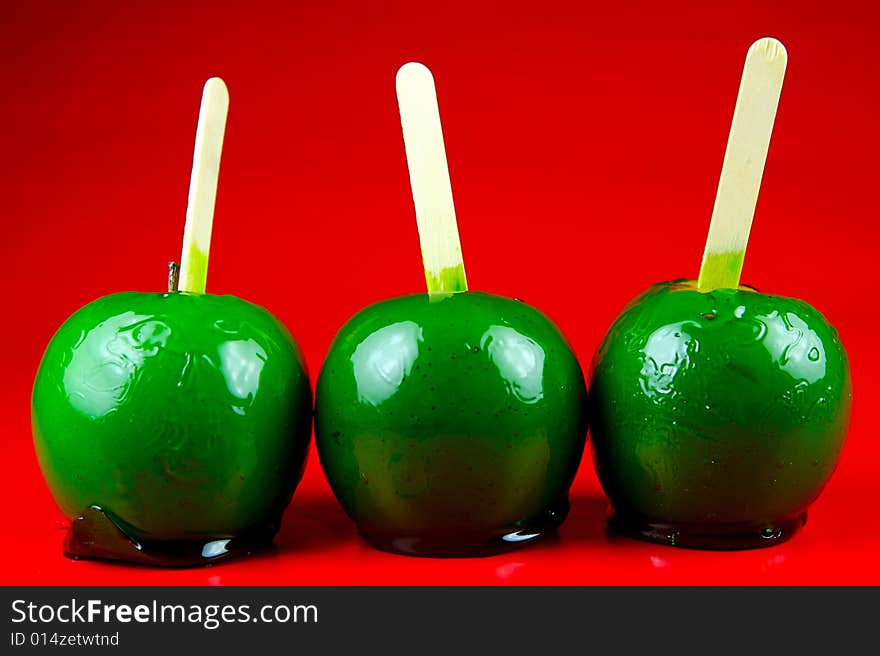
[2,1,878,585]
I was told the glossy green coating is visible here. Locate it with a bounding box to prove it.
[315,292,588,556]
[32,292,312,550]
[589,280,852,548]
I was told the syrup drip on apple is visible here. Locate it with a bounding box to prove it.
[65,506,278,566]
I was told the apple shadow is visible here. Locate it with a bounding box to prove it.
[270,492,618,555]
[271,494,358,554]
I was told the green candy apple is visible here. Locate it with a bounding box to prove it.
[589,280,852,548]
[32,290,311,565]
[315,292,588,556]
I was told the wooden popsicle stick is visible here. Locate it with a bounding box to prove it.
[697,37,787,291]
[396,62,468,297]
[178,77,230,294]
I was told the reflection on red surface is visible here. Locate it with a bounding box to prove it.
[761,554,787,573]
[649,556,671,570]
[494,562,526,582]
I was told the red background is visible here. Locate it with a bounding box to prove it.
[2,0,878,585]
